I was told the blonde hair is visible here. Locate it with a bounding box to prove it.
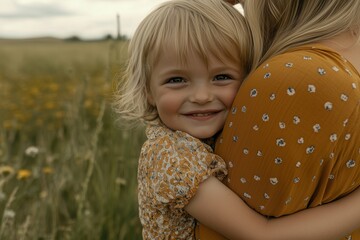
[114,0,251,125]
[243,0,360,66]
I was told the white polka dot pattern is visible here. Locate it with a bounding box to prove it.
[215,45,360,238]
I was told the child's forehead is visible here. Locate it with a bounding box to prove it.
[150,40,238,66]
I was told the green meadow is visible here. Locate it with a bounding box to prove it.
[0,38,144,239]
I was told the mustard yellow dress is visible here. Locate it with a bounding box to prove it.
[198,44,360,239]
[138,124,227,240]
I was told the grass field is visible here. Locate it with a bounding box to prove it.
[0,38,144,239]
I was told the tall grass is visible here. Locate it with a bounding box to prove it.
[0,39,144,239]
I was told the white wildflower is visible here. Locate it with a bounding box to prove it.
[25,146,39,157]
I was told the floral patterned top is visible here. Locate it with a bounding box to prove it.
[138,124,227,240]
[199,44,360,239]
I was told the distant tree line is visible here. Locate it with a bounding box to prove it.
[64,34,128,42]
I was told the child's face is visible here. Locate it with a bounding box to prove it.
[148,48,243,139]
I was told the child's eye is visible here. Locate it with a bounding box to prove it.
[167,77,185,84]
[214,74,232,81]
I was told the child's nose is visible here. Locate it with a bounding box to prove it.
[189,84,213,104]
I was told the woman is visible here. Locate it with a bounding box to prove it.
[198,0,360,239]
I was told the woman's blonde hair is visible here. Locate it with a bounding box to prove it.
[243,0,360,66]
[114,0,251,125]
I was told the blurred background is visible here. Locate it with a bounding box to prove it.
[0,1,242,239]
[0,1,170,239]
[0,0,170,39]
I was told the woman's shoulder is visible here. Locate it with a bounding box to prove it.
[249,44,359,82]
[266,44,341,65]
[268,44,358,74]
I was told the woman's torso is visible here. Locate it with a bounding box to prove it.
[198,44,360,239]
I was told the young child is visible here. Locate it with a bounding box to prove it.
[114,0,360,239]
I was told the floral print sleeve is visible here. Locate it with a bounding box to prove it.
[138,124,227,240]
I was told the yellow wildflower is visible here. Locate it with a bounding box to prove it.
[48,83,59,92]
[44,102,56,110]
[84,99,93,109]
[54,111,65,119]
[0,166,15,175]
[3,120,13,130]
[42,167,54,174]
[17,169,32,180]
[29,87,40,96]
[14,112,28,122]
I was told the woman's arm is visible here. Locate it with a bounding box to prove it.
[185,176,360,240]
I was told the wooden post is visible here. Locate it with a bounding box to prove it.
[117,14,121,40]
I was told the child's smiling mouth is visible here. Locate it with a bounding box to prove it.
[182,110,223,120]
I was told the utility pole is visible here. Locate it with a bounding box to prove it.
[117,14,121,40]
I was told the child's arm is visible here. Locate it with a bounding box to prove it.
[185,176,360,240]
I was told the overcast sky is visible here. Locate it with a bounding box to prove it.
[0,0,173,39]
[0,0,243,40]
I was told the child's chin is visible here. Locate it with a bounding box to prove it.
[191,132,215,140]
